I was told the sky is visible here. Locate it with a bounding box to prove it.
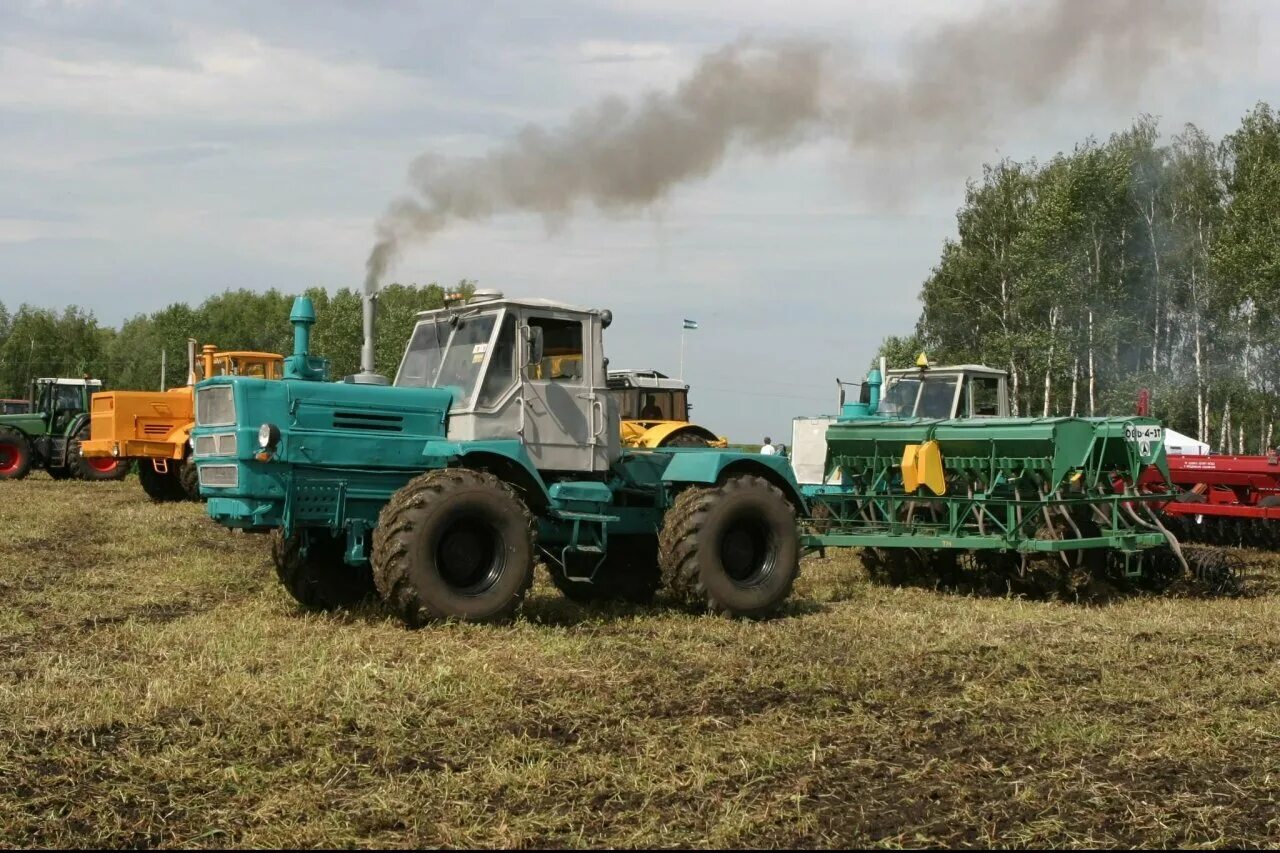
[0,0,1274,444]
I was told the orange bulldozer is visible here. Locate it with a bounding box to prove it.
[81,341,283,501]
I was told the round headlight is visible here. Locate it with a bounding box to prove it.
[258,423,280,450]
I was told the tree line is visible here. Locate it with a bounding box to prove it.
[0,282,473,399]
[882,102,1280,453]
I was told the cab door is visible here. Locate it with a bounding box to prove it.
[519,312,602,472]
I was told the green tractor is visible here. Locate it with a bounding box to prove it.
[0,378,133,482]
[190,290,805,624]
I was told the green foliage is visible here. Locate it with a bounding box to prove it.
[0,282,473,398]
[890,104,1280,451]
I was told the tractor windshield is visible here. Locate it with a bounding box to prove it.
[396,312,499,408]
[878,378,920,417]
[879,375,959,418]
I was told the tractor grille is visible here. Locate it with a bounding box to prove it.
[142,424,171,437]
[332,411,404,432]
[198,464,238,488]
[195,386,235,426]
[193,432,238,458]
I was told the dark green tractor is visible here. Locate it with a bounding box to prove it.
[0,378,132,482]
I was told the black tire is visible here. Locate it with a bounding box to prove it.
[139,462,186,502]
[547,535,662,605]
[0,429,33,481]
[658,475,800,618]
[68,423,131,481]
[178,458,201,500]
[272,528,375,611]
[662,431,711,448]
[372,468,536,626]
[46,466,75,480]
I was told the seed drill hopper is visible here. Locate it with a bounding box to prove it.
[791,357,1238,595]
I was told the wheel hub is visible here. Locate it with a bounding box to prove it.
[436,516,503,594]
[720,517,774,585]
[0,446,17,474]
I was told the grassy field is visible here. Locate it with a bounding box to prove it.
[2,475,1279,849]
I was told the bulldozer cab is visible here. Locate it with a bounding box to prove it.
[607,370,690,422]
[395,291,618,473]
[878,365,1009,419]
[197,351,283,381]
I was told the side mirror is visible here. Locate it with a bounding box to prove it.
[527,327,545,368]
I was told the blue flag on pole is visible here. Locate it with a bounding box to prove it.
[683,319,698,330]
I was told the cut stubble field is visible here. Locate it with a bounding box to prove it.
[1,475,1279,848]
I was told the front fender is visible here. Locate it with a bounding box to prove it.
[635,421,724,448]
[660,451,806,510]
[421,439,550,503]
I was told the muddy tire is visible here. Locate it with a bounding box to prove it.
[272,528,375,611]
[179,459,201,500]
[547,535,662,605]
[68,423,130,481]
[658,475,800,618]
[139,462,186,502]
[372,468,536,626]
[0,430,32,481]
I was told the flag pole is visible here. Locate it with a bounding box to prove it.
[680,326,686,382]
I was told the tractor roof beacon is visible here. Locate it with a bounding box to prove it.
[190,292,805,625]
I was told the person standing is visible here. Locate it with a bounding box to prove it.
[760,436,776,455]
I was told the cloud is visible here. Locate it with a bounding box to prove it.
[0,30,432,124]
[578,40,676,63]
[89,143,231,168]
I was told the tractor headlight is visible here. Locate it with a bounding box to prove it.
[258,423,281,450]
[112,443,120,457]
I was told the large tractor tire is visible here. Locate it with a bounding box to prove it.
[372,468,536,626]
[68,423,131,481]
[178,459,201,500]
[139,462,186,502]
[547,535,662,605]
[272,528,375,611]
[0,430,32,481]
[658,474,801,618]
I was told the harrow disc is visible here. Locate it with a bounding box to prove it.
[1183,546,1245,597]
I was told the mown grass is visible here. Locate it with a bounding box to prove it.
[1,474,1279,848]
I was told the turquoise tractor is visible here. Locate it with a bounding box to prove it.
[190,291,806,624]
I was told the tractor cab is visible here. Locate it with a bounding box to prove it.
[0,399,29,415]
[197,349,284,381]
[606,369,726,448]
[875,362,1010,419]
[608,370,690,422]
[396,290,619,472]
[32,378,101,432]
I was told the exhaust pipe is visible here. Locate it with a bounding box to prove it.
[350,290,389,385]
[186,338,198,386]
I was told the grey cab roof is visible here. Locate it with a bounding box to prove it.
[607,369,688,390]
[34,378,103,385]
[885,364,1008,378]
[413,295,602,320]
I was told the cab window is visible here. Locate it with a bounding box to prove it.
[969,376,1001,417]
[477,315,518,407]
[526,317,584,383]
[916,376,958,418]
